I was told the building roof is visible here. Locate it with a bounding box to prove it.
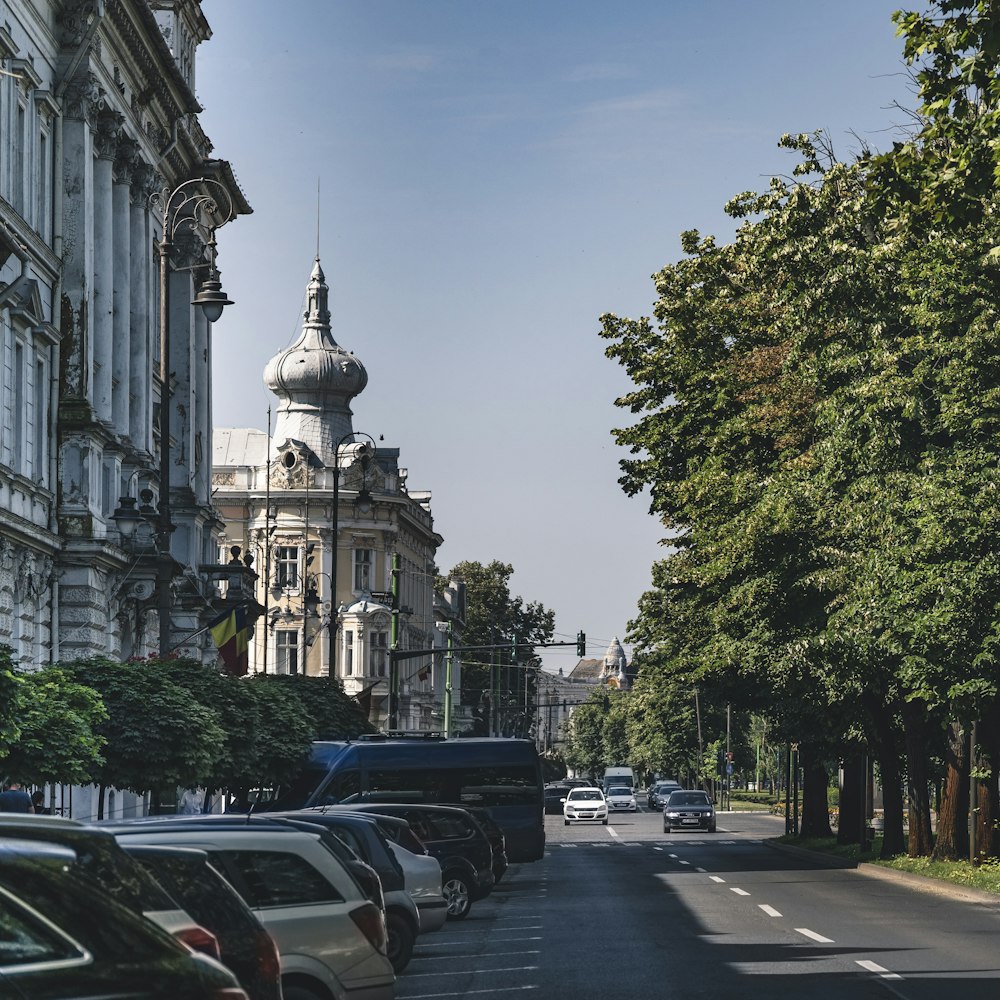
[567,658,605,682]
[213,427,270,467]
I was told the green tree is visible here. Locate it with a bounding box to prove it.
[440,560,554,735]
[63,658,225,817]
[0,666,106,787]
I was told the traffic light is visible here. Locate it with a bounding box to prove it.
[726,751,734,762]
[576,631,586,657]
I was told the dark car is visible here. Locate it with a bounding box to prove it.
[544,785,573,815]
[122,844,281,1000]
[343,803,494,920]
[649,781,682,809]
[0,816,221,959]
[662,789,716,833]
[0,839,246,1000]
[447,805,508,884]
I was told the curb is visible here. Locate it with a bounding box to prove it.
[763,838,1000,905]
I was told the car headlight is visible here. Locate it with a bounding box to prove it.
[665,811,680,818]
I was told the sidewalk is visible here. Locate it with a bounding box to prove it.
[764,837,1000,905]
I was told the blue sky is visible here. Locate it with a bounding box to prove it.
[198,1,913,673]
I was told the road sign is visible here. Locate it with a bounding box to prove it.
[726,762,733,775]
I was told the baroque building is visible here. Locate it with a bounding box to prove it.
[1,2,247,679]
[213,256,465,732]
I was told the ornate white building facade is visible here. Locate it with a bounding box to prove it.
[213,257,465,732]
[1,0,249,668]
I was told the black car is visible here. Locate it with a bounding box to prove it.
[122,843,281,1000]
[544,785,573,815]
[447,805,508,884]
[662,790,717,833]
[344,803,494,920]
[0,839,245,999]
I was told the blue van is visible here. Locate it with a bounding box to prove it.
[270,736,545,863]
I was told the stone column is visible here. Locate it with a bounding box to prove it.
[111,140,135,437]
[58,74,99,406]
[129,165,157,453]
[92,110,120,425]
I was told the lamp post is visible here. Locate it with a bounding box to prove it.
[114,178,234,656]
[329,430,375,680]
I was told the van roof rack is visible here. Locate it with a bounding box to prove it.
[358,731,447,741]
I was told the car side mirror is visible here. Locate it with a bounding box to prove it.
[560,797,567,803]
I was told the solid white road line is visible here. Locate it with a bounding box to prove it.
[796,928,834,943]
[856,960,903,980]
[758,905,782,917]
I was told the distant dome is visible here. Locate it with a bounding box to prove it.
[263,257,368,462]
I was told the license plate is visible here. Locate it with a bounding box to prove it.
[682,818,698,824]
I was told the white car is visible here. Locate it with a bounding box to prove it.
[562,787,609,825]
[386,840,448,933]
[606,787,637,812]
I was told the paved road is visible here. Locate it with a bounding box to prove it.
[395,806,1000,999]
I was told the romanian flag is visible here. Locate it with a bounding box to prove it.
[210,605,250,676]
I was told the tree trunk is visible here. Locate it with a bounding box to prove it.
[900,698,934,857]
[837,754,863,846]
[863,694,905,857]
[974,701,1000,861]
[799,745,832,837]
[931,719,969,862]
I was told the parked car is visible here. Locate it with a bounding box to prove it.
[104,820,394,1000]
[562,787,608,826]
[312,810,447,935]
[662,790,717,833]
[0,838,247,999]
[384,839,447,934]
[452,805,508,883]
[341,803,495,920]
[650,781,682,809]
[266,810,421,973]
[0,815,221,960]
[122,844,282,1000]
[606,787,637,812]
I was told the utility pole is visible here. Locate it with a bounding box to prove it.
[388,554,400,729]
[443,621,454,738]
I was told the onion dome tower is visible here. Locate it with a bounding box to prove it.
[263,257,368,464]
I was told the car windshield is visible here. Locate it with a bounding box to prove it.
[668,792,710,807]
[569,790,602,801]
[608,789,630,797]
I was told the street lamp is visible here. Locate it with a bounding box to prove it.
[329,430,376,680]
[113,177,234,657]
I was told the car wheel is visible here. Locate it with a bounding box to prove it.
[708,824,716,833]
[663,823,670,833]
[386,910,416,973]
[564,819,570,826]
[283,983,325,1000]
[602,818,608,825]
[443,870,472,920]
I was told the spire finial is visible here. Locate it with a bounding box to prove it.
[316,177,321,260]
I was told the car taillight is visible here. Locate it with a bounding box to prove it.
[253,928,282,984]
[176,924,222,961]
[349,901,388,955]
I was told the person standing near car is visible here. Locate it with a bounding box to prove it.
[0,779,34,813]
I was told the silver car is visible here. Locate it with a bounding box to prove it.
[112,825,394,1000]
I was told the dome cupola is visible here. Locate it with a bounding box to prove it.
[263,257,368,463]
